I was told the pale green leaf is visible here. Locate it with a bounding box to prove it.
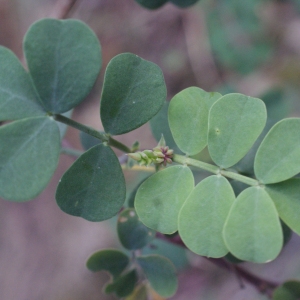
[24,18,101,113]
[223,186,283,263]
[0,117,60,201]
[56,144,125,221]
[254,119,300,184]
[137,255,177,297]
[168,87,221,155]
[150,101,181,153]
[208,93,266,168]
[266,179,300,235]
[178,175,235,258]
[135,165,194,234]
[100,53,166,135]
[0,47,45,121]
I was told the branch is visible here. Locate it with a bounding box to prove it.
[173,154,259,186]
[156,232,279,297]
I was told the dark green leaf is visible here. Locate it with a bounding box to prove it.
[56,144,126,221]
[208,93,266,168]
[266,179,300,235]
[137,255,177,297]
[224,253,244,264]
[233,120,273,176]
[57,109,72,139]
[260,88,289,122]
[170,0,199,8]
[86,249,129,278]
[254,119,300,184]
[105,269,138,298]
[0,117,60,201]
[134,0,168,9]
[230,180,248,196]
[178,175,235,258]
[117,208,155,250]
[79,131,102,151]
[168,87,221,156]
[0,47,45,121]
[127,176,149,208]
[125,284,148,300]
[24,18,101,113]
[223,187,283,263]
[100,53,166,135]
[143,238,188,270]
[281,220,292,246]
[135,166,194,234]
[273,280,300,300]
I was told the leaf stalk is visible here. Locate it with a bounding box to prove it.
[173,154,259,186]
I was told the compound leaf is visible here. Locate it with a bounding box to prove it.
[24,18,101,113]
[208,93,266,168]
[86,249,129,279]
[266,179,300,235]
[178,175,235,258]
[223,187,283,263]
[254,119,300,184]
[0,117,60,201]
[135,165,194,234]
[56,144,126,222]
[137,255,177,297]
[100,53,166,135]
[105,269,138,298]
[273,280,300,300]
[117,208,155,250]
[168,87,221,156]
[0,47,45,121]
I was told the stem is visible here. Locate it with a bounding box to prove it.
[220,169,259,186]
[54,114,131,153]
[173,154,220,174]
[173,154,259,186]
[108,136,131,153]
[54,114,108,142]
[156,233,279,296]
[61,147,84,157]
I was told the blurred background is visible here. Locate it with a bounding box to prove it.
[1,0,300,299]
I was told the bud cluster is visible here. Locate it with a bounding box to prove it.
[127,136,173,166]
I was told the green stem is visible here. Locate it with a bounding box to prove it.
[54,114,131,153]
[108,136,131,153]
[61,147,84,157]
[54,114,108,142]
[173,154,219,174]
[173,154,259,186]
[220,170,258,186]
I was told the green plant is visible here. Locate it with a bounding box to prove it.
[1,16,300,299]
